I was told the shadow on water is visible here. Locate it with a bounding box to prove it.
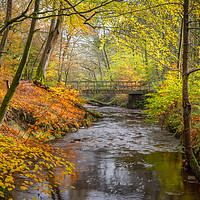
[12,106,200,200]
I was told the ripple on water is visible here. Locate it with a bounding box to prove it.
[12,106,200,200]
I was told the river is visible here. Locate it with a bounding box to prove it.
[13,106,200,200]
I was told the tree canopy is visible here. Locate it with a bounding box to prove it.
[0,0,200,198]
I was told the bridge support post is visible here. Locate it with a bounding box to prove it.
[128,94,145,109]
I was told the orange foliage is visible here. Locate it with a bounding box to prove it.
[0,71,91,198]
[0,71,88,140]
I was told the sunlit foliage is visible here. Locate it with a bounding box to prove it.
[0,128,75,199]
[144,71,200,161]
[0,71,91,198]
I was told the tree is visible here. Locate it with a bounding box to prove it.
[182,0,200,181]
[97,0,200,180]
[33,0,119,82]
[0,0,12,68]
[0,0,39,124]
[57,29,72,83]
[34,13,63,82]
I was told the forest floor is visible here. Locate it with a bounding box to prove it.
[0,72,100,140]
[0,72,104,199]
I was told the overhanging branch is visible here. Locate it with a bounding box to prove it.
[0,0,117,34]
[188,27,200,30]
[0,0,34,35]
[100,2,183,18]
[187,68,200,77]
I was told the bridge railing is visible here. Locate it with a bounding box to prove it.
[66,81,152,94]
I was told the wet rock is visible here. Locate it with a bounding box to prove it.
[74,139,81,142]
[70,138,81,143]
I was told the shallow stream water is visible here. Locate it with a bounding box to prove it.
[13,106,200,200]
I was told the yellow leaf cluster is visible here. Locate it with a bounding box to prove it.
[0,72,90,198]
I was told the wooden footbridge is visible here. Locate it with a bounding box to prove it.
[66,81,153,94]
[66,81,153,108]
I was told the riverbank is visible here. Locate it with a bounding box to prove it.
[84,93,146,109]
[0,75,102,140]
[84,92,200,170]
[84,93,129,107]
[11,106,200,200]
[0,72,102,199]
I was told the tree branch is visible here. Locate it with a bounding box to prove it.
[0,0,117,33]
[188,20,200,23]
[64,0,116,24]
[0,0,34,35]
[132,44,182,72]
[187,68,200,77]
[32,0,85,16]
[145,50,182,72]
[113,31,182,73]
[100,2,183,18]
[188,27,200,30]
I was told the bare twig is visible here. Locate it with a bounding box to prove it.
[0,0,34,35]
[0,0,117,33]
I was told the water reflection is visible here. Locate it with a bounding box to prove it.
[12,106,200,200]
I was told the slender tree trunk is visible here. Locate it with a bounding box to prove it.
[0,0,39,124]
[102,44,110,70]
[35,14,62,82]
[58,33,71,83]
[102,43,113,81]
[97,59,103,81]
[177,19,183,73]
[30,37,47,79]
[182,0,192,164]
[182,0,200,181]
[144,47,148,66]
[58,30,63,83]
[0,0,12,68]
[65,67,70,86]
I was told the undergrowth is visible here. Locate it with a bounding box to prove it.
[144,72,200,163]
[0,72,93,199]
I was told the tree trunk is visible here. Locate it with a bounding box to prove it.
[182,0,200,181]
[58,33,71,83]
[58,30,63,83]
[144,46,148,67]
[0,0,12,68]
[0,0,39,124]
[29,37,47,79]
[35,14,62,82]
[65,68,70,86]
[102,44,110,70]
[177,19,183,72]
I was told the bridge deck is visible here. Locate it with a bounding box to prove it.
[66,81,152,94]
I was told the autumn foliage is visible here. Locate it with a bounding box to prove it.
[144,72,200,162]
[0,71,92,199]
